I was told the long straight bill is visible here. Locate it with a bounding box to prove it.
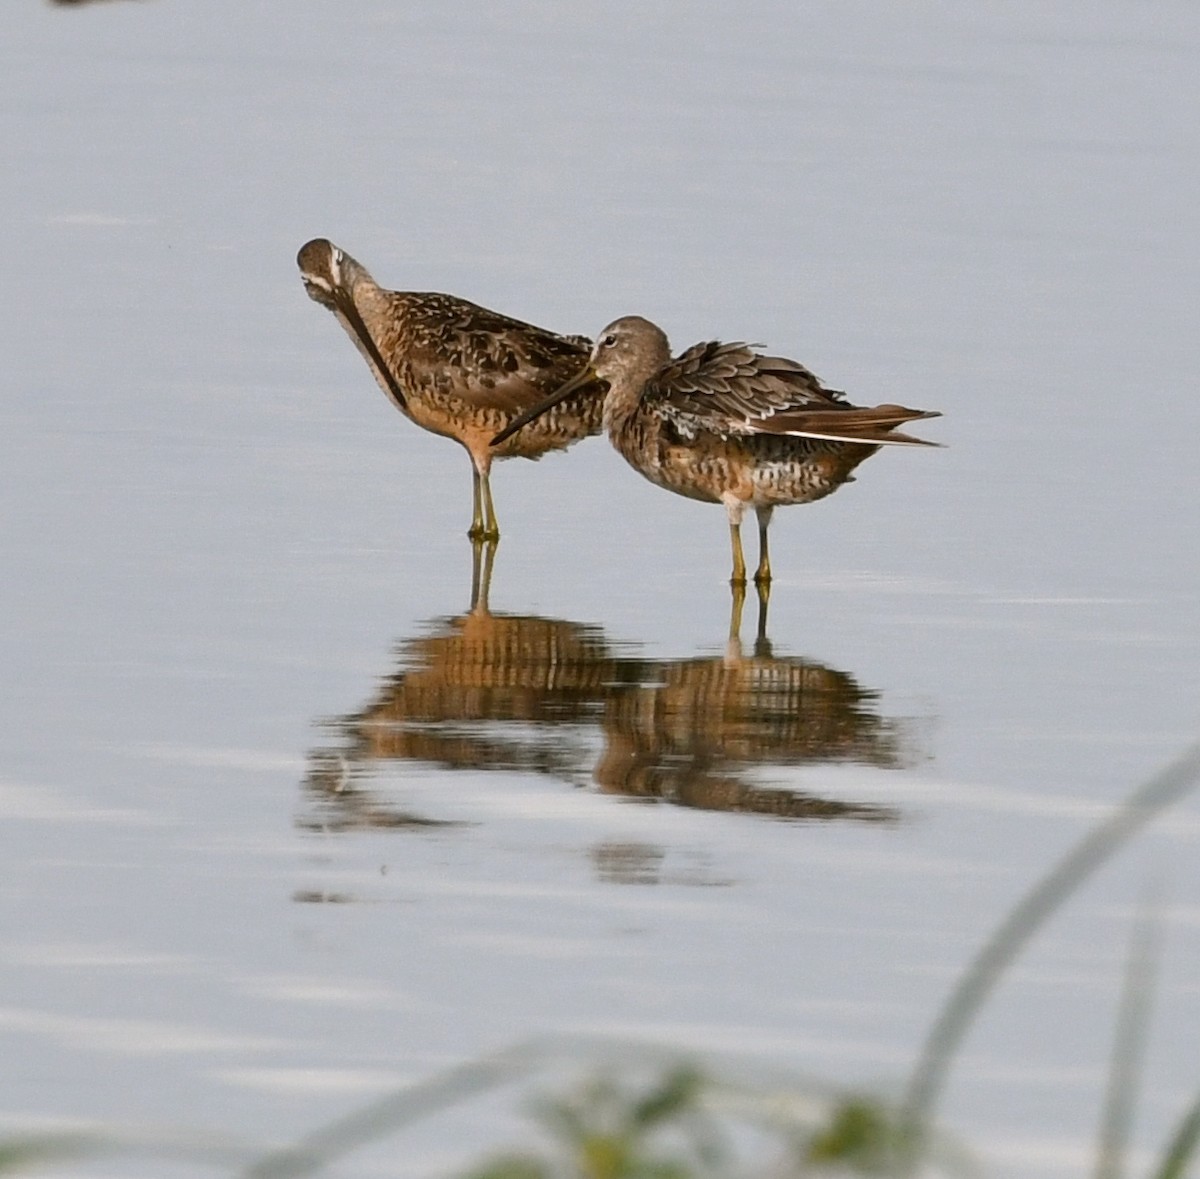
[490,364,598,448]
[333,290,410,413]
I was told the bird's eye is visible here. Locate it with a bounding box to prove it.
[601,333,617,348]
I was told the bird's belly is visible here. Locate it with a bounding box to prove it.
[406,392,502,445]
[405,381,600,461]
[489,401,602,461]
[745,456,847,506]
[617,430,860,508]
[632,441,726,505]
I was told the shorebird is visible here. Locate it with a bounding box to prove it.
[492,315,940,586]
[297,238,605,541]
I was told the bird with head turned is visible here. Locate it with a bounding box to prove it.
[493,315,940,586]
[297,238,606,542]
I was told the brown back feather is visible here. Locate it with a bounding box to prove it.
[644,340,939,444]
[385,292,600,413]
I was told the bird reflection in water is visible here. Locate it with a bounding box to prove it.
[595,585,905,822]
[300,540,615,833]
[300,543,918,844]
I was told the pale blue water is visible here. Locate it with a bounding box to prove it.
[3,2,1199,1176]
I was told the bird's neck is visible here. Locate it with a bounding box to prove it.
[347,275,388,319]
[601,376,645,437]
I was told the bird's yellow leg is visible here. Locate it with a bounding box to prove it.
[468,469,486,541]
[728,578,746,642]
[469,537,484,608]
[729,520,747,586]
[479,538,496,609]
[469,536,497,614]
[754,506,773,586]
[480,471,500,543]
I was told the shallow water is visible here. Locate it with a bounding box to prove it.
[3,2,1200,1176]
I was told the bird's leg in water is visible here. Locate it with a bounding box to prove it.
[469,469,485,541]
[468,466,500,542]
[728,579,747,643]
[754,579,772,656]
[754,506,773,586]
[469,536,497,614]
[480,470,500,542]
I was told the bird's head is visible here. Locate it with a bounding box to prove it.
[297,238,371,309]
[587,316,672,387]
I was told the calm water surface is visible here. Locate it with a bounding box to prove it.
[3,2,1199,1176]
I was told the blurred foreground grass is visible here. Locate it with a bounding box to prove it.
[4,743,1200,1178]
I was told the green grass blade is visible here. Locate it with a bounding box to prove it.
[899,741,1200,1164]
[1149,1092,1200,1179]
[1092,894,1161,1179]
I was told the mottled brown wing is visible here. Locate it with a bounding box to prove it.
[646,340,940,445]
[397,293,598,412]
[644,340,846,439]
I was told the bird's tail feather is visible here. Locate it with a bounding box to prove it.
[759,406,942,446]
